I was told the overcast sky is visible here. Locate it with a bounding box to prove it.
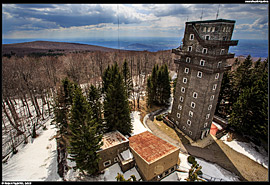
[2,4,269,40]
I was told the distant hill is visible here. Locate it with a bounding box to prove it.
[2,41,120,57]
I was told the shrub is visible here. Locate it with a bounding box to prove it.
[187,155,196,165]
[156,115,163,121]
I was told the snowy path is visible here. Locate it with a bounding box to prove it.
[2,118,61,181]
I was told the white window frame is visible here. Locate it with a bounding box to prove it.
[191,102,196,109]
[181,87,185,93]
[202,48,208,54]
[103,160,111,167]
[205,35,210,40]
[184,67,189,74]
[213,84,217,90]
[220,49,225,55]
[203,27,206,32]
[189,34,194,40]
[189,131,192,135]
[183,77,187,84]
[206,114,210,119]
[208,104,212,110]
[189,111,193,117]
[177,113,181,118]
[114,157,119,162]
[178,104,182,110]
[207,27,211,32]
[180,96,184,102]
[200,59,205,66]
[204,122,208,128]
[210,95,215,101]
[187,119,191,126]
[186,57,191,63]
[197,71,202,78]
[188,46,192,52]
[176,121,179,125]
[215,73,219,79]
[217,61,222,68]
[211,27,215,32]
[193,92,198,99]
[183,126,186,130]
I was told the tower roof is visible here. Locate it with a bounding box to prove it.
[186,19,235,24]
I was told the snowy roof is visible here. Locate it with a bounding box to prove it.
[100,130,129,151]
[120,149,133,161]
[129,131,179,164]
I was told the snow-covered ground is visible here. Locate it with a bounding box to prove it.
[2,106,267,181]
[162,152,239,181]
[221,133,268,169]
[2,118,61,181]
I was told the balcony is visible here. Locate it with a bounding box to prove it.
[191,25,238,47]
[172,48,235,60]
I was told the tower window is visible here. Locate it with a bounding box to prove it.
[211,27,215,32]
[183,78,187,84]
[197,71,203,78]
[204,122,208,128]
[208,104,212,110]
[210,95,215,101]
[186,57,191,63]
[178,104,182,110]
[215,73,219,79]
[217,61,222,68]
[176,121,179,125]
[191,102,196,108]
[189,34,194,40]
[203,27,206,32]
[177,113,181,118]
[193,92,198,99]
[207,27,211,32]
[220,49,225,55]
[206,114,210,119]
[187,119,191,126]
[200,59,205,66]
[202,48,208,54]
[181,87,185,93]
[213,84,217,90]
[189,111,193,117]
[180,96,184,102]
[184,67,189,74]
[183,126,186,130]
[188,46,192,52]
[205,35,210,40]
[189,131,192,135]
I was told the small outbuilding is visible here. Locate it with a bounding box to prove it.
[129,131,180,181]
[97,130,129,172]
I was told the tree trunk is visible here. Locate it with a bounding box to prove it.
[2,101,23,135]
[23,94,32,118]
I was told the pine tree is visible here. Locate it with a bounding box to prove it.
[122,59,133,98]
[160,64,171,105]
[146,77,153,107]
[229,58,268,144]
[87,85,103,133]
[68,86,103,175]
[103,63,132,135]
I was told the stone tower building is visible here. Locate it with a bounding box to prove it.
[169,19,238,141]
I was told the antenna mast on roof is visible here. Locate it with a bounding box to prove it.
[117,4,120,52]
[216,4,220,19]
[200,7,204,21]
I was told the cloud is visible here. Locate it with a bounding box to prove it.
[2,4,268,40]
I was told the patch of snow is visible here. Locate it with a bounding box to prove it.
[120,149,133,160]
[2,119,61,181]
[221,133,268,169]
[130,111,148,136]
[163,152,240,182]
